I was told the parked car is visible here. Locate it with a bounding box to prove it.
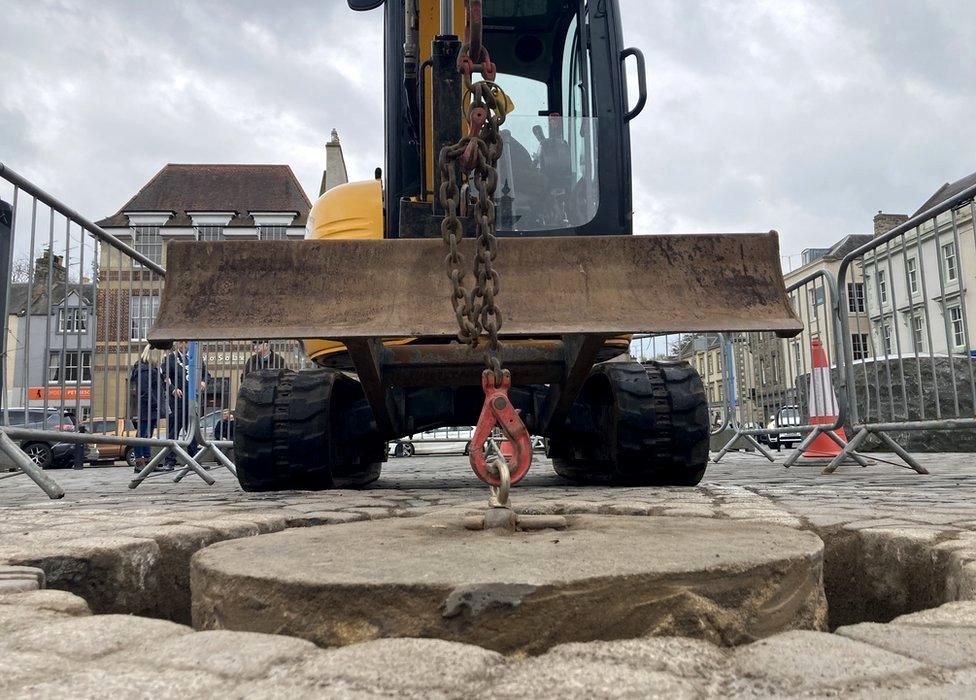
[0,407,93,469]
[200,410,224,441]
[390,429,547,458]
[766,405,802,450]
[390,427,473,457]
[87,418,137,468]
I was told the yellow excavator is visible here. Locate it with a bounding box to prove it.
[150,0,800,491]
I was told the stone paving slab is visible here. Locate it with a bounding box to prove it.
[191,514,826,653]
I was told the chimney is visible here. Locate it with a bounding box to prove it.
[319,128,349,196]
[874,211,909,237]
[33,250,67,287]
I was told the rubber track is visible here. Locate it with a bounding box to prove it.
[234,369,331,491]
[552,359,708,486]
[644,360,710,485]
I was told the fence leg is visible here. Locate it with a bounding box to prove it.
[711,430,742,463]
[874,431,929,475]
[782,428,819,468]
[202,442,237,477]
[0,432,65,500]
[128,446,172,488]
[822,428,869,475]
[743,434,777,462]
[713,426,777,464]
[173,444,212,483]
[821,428,874,468]
[170,443,215,486]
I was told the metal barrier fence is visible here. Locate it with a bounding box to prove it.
[0,164,308,499]
[633,182,976,475]
[631,269,880,470]
[831,181,976,473]
[713,268,878,469]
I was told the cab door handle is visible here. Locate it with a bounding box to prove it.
[620,47,647,121]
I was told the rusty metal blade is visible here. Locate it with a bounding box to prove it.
[149,233,802,343]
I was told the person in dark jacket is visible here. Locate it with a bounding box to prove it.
[161,341,210,470]
[214,409,235,441]
[241,339,286,381]
[130,345,163,472]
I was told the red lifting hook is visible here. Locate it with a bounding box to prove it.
[469,369,533,487]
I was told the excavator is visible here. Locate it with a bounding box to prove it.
[149,0,801,492]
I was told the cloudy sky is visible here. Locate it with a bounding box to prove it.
[2,0,975,265]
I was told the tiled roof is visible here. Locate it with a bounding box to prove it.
[913,171,976,216]
[826,234,873,259]
[96,164,311,228]
[7,281,94,317]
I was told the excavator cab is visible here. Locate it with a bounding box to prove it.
[382,0,636,240]
[151,0,801,493]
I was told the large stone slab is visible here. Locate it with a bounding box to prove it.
[192,515,827,654]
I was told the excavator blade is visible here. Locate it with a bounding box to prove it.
[148,232,802,344]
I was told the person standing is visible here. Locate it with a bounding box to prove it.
[241,339,286,381]
[130,344,163,473]
[162,341,210,471]
[214,408,235,441]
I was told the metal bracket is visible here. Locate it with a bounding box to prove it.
[345,337,400,437]
[538,334,606,434]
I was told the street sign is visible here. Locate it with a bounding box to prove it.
[27,386,92,401]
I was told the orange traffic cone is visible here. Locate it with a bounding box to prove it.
[800,338,848,460]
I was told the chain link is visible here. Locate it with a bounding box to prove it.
[437,21,507,384]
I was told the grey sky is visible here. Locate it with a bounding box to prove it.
[2,0,974,263]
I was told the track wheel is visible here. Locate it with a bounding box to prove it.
[644,360,710,486]
[234,368,384,492]
[549,358,709,486]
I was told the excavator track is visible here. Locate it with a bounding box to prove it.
[234,368,383,492]
[549,358,709,485]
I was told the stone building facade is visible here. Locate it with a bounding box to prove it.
[4,252,95,420]
[91,163,316,422]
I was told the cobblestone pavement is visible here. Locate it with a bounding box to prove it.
[4,451,976,697]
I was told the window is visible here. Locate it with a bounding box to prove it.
[772,354,780,383]
[759,359,767,386]
[877,269,888,304]
[133,226,162,265]
[907,258,919,295]
[882,323,893,356]
[792,342,802,372]
[847,282,865,313]
[943,242,958,282]
[57,307,87,333]
[130,294,161,341]
[197,226,225,242]
[706,354,712,375]
[912,314,925,352]
[48,350,92,383]
[949,307,965,348]
[260,225,288,241]
[851,333,869,361]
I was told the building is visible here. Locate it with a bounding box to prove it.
[91,162,318,421]
[674,333,727,419]
[860,172,976,360]
[4,251,95,420]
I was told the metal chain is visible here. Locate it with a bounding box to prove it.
[437,0,507,385]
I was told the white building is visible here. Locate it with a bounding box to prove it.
[858,172,976,360]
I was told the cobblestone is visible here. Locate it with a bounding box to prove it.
[2,451,976,696]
